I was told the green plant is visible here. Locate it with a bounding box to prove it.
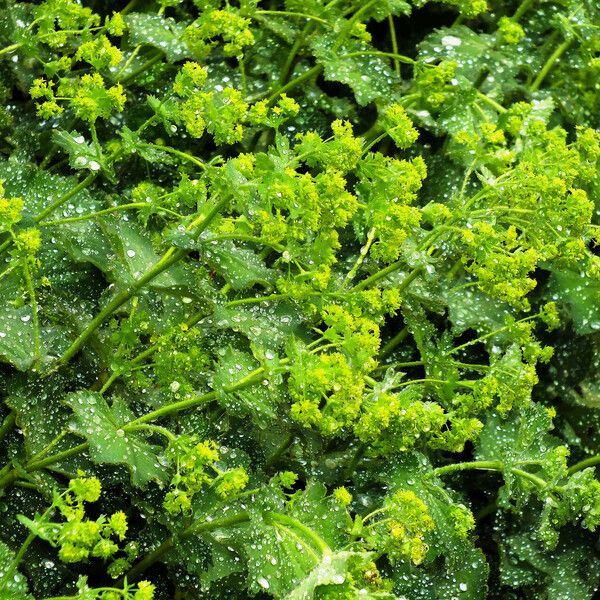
[0,0,599,598]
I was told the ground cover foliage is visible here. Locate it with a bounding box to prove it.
[0,0,599,597]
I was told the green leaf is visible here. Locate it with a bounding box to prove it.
[446,286,513,336]
[6,375,70,457]
[244,513,320,597]
[203,240,274,290]
[53,130,115,181]
[55,217,197,296]
[312,36,401,106]
[286,551,385,600]
[125,14,191,63]
[546,269,600,334]
[65,391,167,487]
[210,302,303,350]
[0,160,100,223]
[417,26,521,99]
[475,403,560,469]
[214,347,280,422]
[0,279,37,371]
[120,126,177,166]
[500,534,600,600]
[386,454,489,599]
[242,484,351,597]
[475,403,563,504]
[0,540,33,600]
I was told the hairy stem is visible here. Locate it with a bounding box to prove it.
[531,38,573,92]
[567,455,600,476]
[432,460,548,488]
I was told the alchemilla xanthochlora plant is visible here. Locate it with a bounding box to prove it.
[0,0,599,597]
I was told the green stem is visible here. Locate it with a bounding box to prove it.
[89,122,102,162]
[0,531,36,592]
[0,42,21,56]
[567,455,600,476]
[277,21,314,86]
[0,411,15,442]
[121,0,141,15]
[449,314,539,355]
[28,430,68,464]
[55,247,187,367]
[513,0,536,21]
[378,327,409,360]
[123,512,251,582]
[476,90,506,113]
[344,227,376,285]
[22,260,40,361]
[372,359,423,372]
[124,364,265,428]
[39,203,179,226]
[265,433,295,468]
[388,14,401,75]
[266,64,322,105]
[476,500,499,520]
[115,44,142,80]
[26,442,90,472]
[125,423,176,442]
[226,293,288,308]
[333,0,378,50]
[143,143,206,169]
[34,173,98,224]
[432,460,548,488]
[206,234,285,252]
[0,464,18,489]
[433,460,503,476]
[98,309,206,395]
[342,443,366,482]
[393,378,471,389]
[342,50,415,64]
[0,496,58,591]
[531,38,573,92]
[255,10,330,25]
[0,350,283,491]
[268,512,331,555]
[117,51,163,84]
[352,264,421,293]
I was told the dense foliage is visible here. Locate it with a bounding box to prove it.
[0,0,599,598]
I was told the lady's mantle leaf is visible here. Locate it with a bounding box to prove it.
[311,35,401,106]
[204,240,274,290]
[65,391,167,487]
[286,551,388,600]
[0,540,33,599]
[214,347,279,422]
[547,269,600,334]
[124,14,191,63]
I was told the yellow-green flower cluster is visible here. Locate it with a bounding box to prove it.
[374,490,435,565]
[164,438,248,514]
[34,0,100,47]
[185,9,255,58]
[289,350,365,436]
[497,17,525,45]
[379,104,419,149]
[75,35,122,70]
[358,154,427,263]
[0,183,23,231]
[414,60,457,109]
[31,73,126,122]
[296,120,363,174]
[22,473,130,567]
[355,388,446,454]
